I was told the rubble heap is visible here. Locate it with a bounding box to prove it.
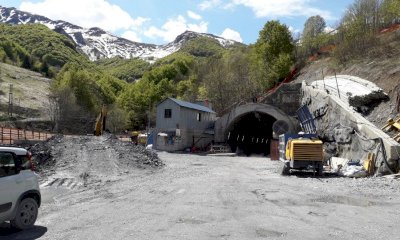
[28,134,163,175]
[28,135,63,172]
[103,134,163,167]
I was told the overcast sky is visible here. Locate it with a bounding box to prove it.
[1,0,353,44]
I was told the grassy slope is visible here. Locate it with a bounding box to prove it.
[0,24,90,75]
[0,62,51,120]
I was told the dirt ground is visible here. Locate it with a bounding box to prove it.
[1,150,400,240]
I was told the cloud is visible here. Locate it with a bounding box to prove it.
[199,0,221,11]
[324,26,335,33]
[144,15,208,42]
[20,0,148,32]
[122,31,141,42]
[187,10,202,20]
[220,28,243,42]
[288,26,301,34]
[230,0,334,20]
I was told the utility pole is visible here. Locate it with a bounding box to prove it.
[8,84,13,117]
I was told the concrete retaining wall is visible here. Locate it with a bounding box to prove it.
[262,83,302,117]
[302,82,400,174]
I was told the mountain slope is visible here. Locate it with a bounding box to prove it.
[294,27,400,128]
[0,62,51,121]
[0,23,89,76]
[0,6,239,62]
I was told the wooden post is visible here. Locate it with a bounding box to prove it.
[24,129,26,140]
[9,128,12,145]
[39,132,41,140]
[335,73,341,99]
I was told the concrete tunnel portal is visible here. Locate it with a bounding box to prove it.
[214,103,298,156]
[226,112,276,156]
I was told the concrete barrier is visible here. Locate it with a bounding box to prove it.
[302,81,400,173]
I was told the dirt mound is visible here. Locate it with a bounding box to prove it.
[102,134,163,167]
[29,134,163,175]
[28,134,63,173]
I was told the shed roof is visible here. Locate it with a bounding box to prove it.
[161,98,215,113]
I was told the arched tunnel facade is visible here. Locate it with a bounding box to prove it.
[214,103,298,156]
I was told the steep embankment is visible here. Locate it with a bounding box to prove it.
[295,27,400,128]
[0,62,51,122]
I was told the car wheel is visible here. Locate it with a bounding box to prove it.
[11,198,38,230]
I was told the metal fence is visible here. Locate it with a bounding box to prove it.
[0,127,53,145]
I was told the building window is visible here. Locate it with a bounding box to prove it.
[197,112,202,122]
[164,109,172,118]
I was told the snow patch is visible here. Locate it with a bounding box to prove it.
[0,6,239,62]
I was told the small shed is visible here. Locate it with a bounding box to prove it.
[154,98,216,151]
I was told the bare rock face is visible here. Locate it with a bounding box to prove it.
[349,90,389,114]
[334,127,354,144]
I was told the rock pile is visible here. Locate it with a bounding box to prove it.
[28,135,63,172]
[28,134,163,174]
[103,134,163,167]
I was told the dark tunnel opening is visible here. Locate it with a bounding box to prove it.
[226,112,276,156]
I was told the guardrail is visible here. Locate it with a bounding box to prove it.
[0,127,53,145]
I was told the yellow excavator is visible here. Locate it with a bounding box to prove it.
[94,106,107,136]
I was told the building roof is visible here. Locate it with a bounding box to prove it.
[163,98,215,113]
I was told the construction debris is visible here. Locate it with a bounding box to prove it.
[28,134,163,177]
[28,134,63,173]
[382,116,400,142]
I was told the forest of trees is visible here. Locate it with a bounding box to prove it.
[1,0,399,133]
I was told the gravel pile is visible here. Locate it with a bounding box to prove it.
[28,135,63,172]
[104,134,163,167]
[28,134,163,174]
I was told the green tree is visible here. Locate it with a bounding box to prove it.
[381,0,400,25]
[300,15,331,57]
[198,48,261,114]
[303,15,326,39]
[333,0,384,62]
[251,20,294,88]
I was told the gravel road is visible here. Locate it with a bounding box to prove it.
[1,152,400,240]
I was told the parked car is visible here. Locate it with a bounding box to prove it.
[0,147,41,229]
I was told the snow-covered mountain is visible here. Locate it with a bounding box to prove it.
[0,6,237,62]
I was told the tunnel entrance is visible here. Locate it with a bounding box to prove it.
[226,112,276,156]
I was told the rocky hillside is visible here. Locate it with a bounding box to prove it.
[295,26,400,128]
[0,6,238,62]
